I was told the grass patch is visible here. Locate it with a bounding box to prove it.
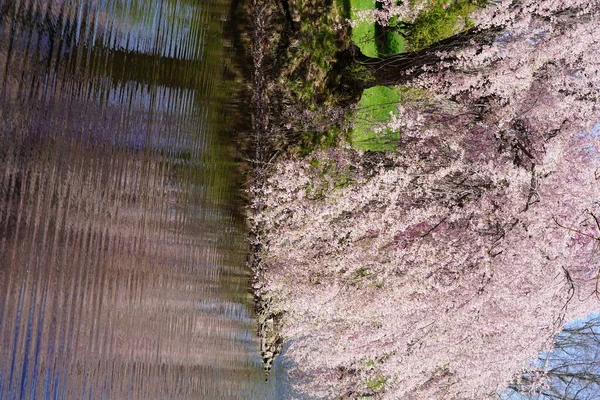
[350,0,406,57]
[366,375,388,392]
[350,0,405,57]
[350,86,402,151]
[350,0,379,57]
[350,86,428,151]
[348,0,484,152]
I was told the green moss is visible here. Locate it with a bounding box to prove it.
[383,31,405,55]
[300,26,339,71]
[345,63,375,85]
[400,0,485,51]
[366,375,388,392]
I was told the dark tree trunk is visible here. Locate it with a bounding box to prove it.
[355,25,502,88]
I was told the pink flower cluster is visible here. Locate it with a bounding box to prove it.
[250,0,600,398]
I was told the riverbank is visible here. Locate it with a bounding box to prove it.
[244,0,355,379]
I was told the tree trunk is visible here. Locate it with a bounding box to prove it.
[356,25,502,88]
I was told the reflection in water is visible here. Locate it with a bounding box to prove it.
[0,0,282,398]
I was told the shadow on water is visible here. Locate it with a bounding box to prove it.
[0,0,290,398]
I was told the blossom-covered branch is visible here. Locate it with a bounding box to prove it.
[250,0,600,397]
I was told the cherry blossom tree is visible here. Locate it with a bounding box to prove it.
[251,0,600,397]
[345,0,600,90]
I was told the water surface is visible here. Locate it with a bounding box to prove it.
[0,0,281,398]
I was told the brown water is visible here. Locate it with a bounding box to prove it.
[0,0,284,398]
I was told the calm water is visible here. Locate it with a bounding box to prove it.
[0,0,283,398]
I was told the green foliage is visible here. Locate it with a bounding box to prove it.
[382,31,406,56]
[354,266,371,279]
[400,0,485,51]
[366,375,388,392]
[351,267,385,288]
[363,359,377,368]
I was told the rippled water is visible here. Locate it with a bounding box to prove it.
[0,0,282,398]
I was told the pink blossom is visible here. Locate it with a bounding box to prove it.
[250,0,600,397]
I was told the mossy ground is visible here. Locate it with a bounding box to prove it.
[347,0,406,152]
[351,86,402,151]
[351,85,430,151]
[350,0,379,58]
[400,0,483,51]
[347,0,485,152]
[265,0,484,155]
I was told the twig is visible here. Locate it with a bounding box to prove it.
[590,212,600,233]
[555,266,575,327]
[552,216,598,240]
[523,167,540,212]
[420,216,448,238]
